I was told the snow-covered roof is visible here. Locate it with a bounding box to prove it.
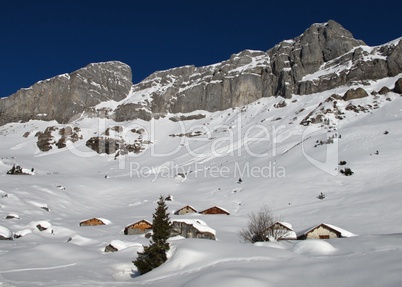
[97,218,112,225]
[176,205,197,212]
[199,206,230,215]
[172,219,216,235]
[127,219,152,226]
[323,223,357,238]
[266,222,297,240]
[280,230,297,240]
[80,218,111,225]
[297,223,357,238]
[274,222,294,231]
[0,225,13,239]
[110,240,142,250]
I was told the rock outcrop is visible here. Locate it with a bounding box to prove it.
[342,88,369,101]
[394,78,402,94]
[0,61,132,126]
[35,126,82,152]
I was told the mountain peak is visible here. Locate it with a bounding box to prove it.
[0,61,132,125]
[273,20,365,64]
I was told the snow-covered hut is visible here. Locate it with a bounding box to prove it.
[171,219,216,240]
[124,219,153,235]
[199,206,230,215]
[268,222,297,240]
[297,223,356,240]
[174,205,197,215]
[79,217,110,227]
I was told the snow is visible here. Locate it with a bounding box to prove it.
[121,86,157,105]
[301,59,353,82]
[278,221,293,230]
[253,241,287,249]
[301,42,397,82]
[107,240,142,251]
[0,225,13,239]
[14,228,33,238]
[324,223,357,238]
[292,240,336,255]
[94,100,119,111]
[0,73,402,286]
[28,220,53,233]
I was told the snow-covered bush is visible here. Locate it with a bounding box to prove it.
[239,205,284,243]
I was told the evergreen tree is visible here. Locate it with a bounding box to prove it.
[133,195,171,275]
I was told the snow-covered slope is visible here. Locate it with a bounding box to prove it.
[0,71,402,286]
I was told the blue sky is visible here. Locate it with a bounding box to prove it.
[0,0,401,98]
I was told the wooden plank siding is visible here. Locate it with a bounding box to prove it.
[124,220,152,235]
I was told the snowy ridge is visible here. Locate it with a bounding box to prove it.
[97,49,271,114]
[301,42,396,82]
[94,32,400,120]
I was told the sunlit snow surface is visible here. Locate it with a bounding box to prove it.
[0,74,402,286]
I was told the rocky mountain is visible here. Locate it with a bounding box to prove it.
[0,20,401,125]
[0,61,132,126]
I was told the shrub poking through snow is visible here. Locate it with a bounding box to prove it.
[239,205,284,243]
[340,167,354,176]
[7,165,24,175]
[133,195,171,275]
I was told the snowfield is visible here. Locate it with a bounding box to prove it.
[1,75,402,286]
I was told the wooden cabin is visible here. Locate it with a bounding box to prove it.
[297,223,354,240]
[124,219,153,235]
[199,206,230,215]
[79,218,107,227]
[174,205,197,215]
[268,222,297,240]
[170,219,216,240]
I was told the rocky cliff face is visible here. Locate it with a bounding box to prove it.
[0,61,132,126]
[0,20,401,125]
[110,20,401,121]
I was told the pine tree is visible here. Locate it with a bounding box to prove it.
[133,195,171,275]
